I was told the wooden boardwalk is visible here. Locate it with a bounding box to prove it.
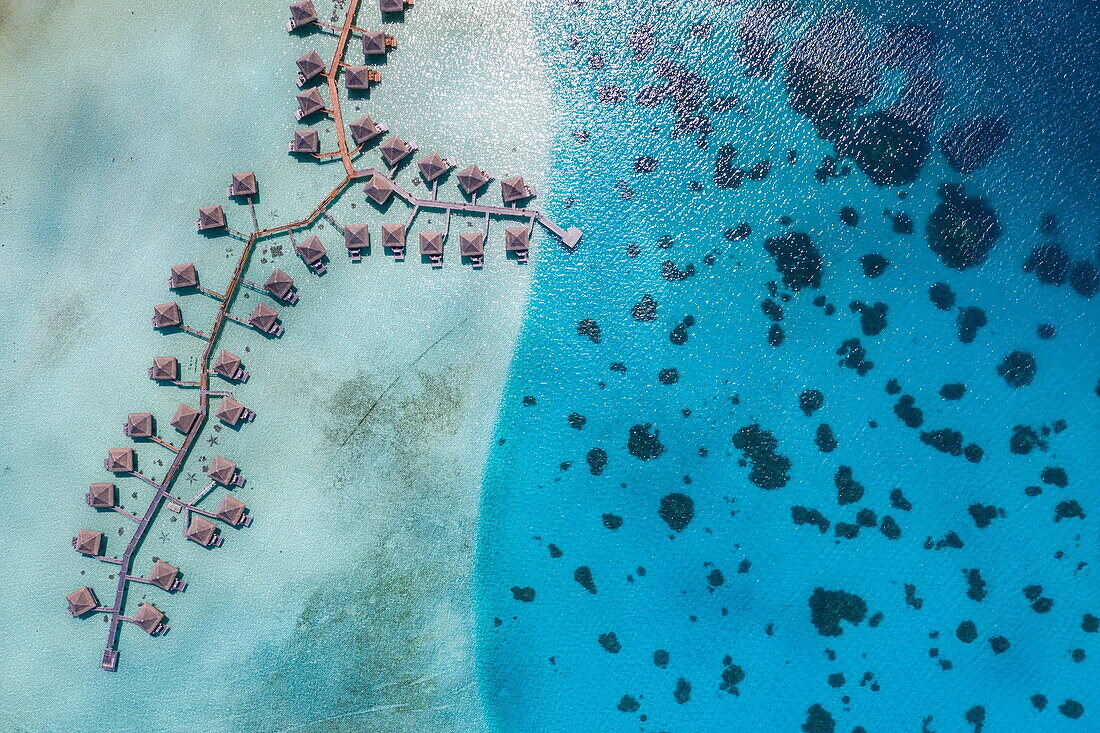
[77,0,580,671]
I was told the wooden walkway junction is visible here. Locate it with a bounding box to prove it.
[68,0,581,672]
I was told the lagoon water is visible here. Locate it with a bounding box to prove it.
[0,0,1097,731]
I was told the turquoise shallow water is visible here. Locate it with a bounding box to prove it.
[476,0,1098,731]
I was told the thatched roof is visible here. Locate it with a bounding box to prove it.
[296,50,326,79]
[198,205,226,229]
[344,66,374,90]
[459,231,485,256]
[379,0,404,12]
[348,115,381,145]
[170,403,200,434]
[148,560,179,591]
[290,1,318,25]
[215,396,247,425]
[381,223,406,248]
[66,586,98,616]
[456,164,489,194]
[417,152,450,182]
[290,129,320,153]
[362,31,387,55]
[229,172,258,197]
[264,268,294,298]
[344,223,370,248]
[152,302,182,328]
[212,350,242,380]
[296,87,325,117]
[500,176,530,203]
[295,234,327,263]
[87,482,116,508]
[105,447,135,473]
[364,174,394,205]
[207,455,238,485]
[131,602,165,634]
[185,516,219,546]
[73,529,104,556]
[150,356,178,381]
[380,135,411,167]
[419,231,444,256]
[504,226,531,251]
[169,263,198,289]
[126,412,154,438]
[249,302,279,330]
[215,495,247,525]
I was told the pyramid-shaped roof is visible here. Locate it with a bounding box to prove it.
[215,495,247,525]
[504,226,530,250]
[380,135,411,167]
[249,302,279,330]
[459,231,485,256]
[419,231,444,256]
[169,263,198,289]
[418,152,451,182]
[348,115,381,145]
[66,586,98,616]
[73,529,104,556]
[105,447,134,473]
[364,174,394,205]
[344,223,370,247]
[295,234,327,263]
[456,164,489,194]
[198,205,226,229]
[126,412,154,438]
[185,516,218,546]
[296,50,326,79]
[500,176,529,203]
[264,268,294,298]
[150,356,178,381]
[131,602,165,634]
[381,223,406,248]
[148,560,179,591]
[362,31,387,55]
[229,172,258,197]
[290,129,319,153]
[296,87,325,117]
[152,302,181,328]
[170,403,200,434]
[379,0,404,12]
[216,396,247,425]
[212,350,242,380]
[207,455,238,485]
[87,482,116,508]
[290,1,318,25]
[344,66,374,90]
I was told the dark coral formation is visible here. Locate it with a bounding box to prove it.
[732,424,792,489]
[956,306,987,344]
[808,587,868,636]
[763,232,824,291]
[939,116,1010,174]
[628,424,665,460]
[926,184,1002,270]
[996,350,1037,388]
[658,493,695,531]
[799,389,824,416]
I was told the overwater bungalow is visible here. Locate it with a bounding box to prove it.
[364,173,394,205]
[345,65,381,90]
[249,302,284,336]
[196,205,227,231]
[169,403,200,434]
[417,152,452,183]
[344,223,370,261]
[168,263,198,290]
[215,396,253,427]
[295,87,326,120]
[149,356,179,381]
[380,135,415,168]
[381,222,406,260]
[504,225,531,262]
[459,231,485,268]
[288,129,320,154]
[124,412,154,439]
[419,231,444,267]
[362,31,396,55]
[72,529,104,556]
[295,234,328,274]
[264,268,298,304]
[296,50,326,86]
[379,0,410,12]
[212,350,246,382]
[228,172,258,198]
[86,482,116,509]
[130,602,167,635]
[501,176,535,204]
[66,586,99,617]
[349,114,384,146]
[152,302,182,329]
[456,164,490,195]
[286,1,318,31]
[148,560,185,592]
[207,455,240,486]
[186,516,222,548]
[215,495,251,527]
[104,447,135,473]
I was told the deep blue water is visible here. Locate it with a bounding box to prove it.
[476,1,1099,731]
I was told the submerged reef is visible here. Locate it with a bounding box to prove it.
[926,184,1002,270]
[939,116,1010,174]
